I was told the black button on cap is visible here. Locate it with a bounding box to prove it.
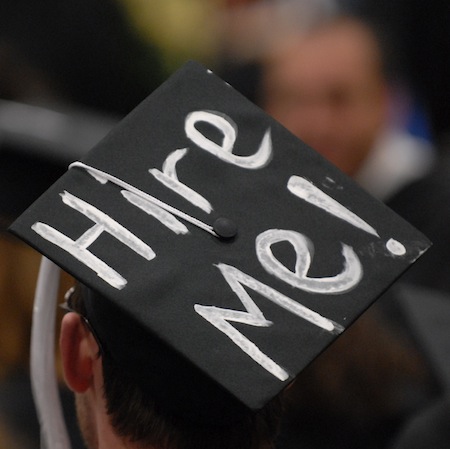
[213,217,238,239]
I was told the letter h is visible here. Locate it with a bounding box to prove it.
[31,191,155,289]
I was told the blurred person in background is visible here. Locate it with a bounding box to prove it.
[0,0,166,447]
[260,16,434,201]
[258,14,450,295]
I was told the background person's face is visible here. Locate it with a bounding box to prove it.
[262,21,389,176]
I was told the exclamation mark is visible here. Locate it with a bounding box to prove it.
[288,176,406,256]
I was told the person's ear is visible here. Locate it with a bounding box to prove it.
[60,312,97,393]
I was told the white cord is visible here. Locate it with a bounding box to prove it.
[31,257,71,449]
[69,161,219,237]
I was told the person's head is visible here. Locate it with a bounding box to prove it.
[60,283,282,449]
[260,16,390,176]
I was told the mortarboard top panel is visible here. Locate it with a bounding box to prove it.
[10,61,431,420]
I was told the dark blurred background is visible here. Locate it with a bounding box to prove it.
[1,1,449,448]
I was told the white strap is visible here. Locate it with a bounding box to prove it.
[31,257,71,449]
[69,161,218,237]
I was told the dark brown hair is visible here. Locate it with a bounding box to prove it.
[69,283,283,449]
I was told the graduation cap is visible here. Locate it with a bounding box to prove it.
[10,61,430,434]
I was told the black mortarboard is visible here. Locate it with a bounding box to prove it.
[10,61,430,424]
